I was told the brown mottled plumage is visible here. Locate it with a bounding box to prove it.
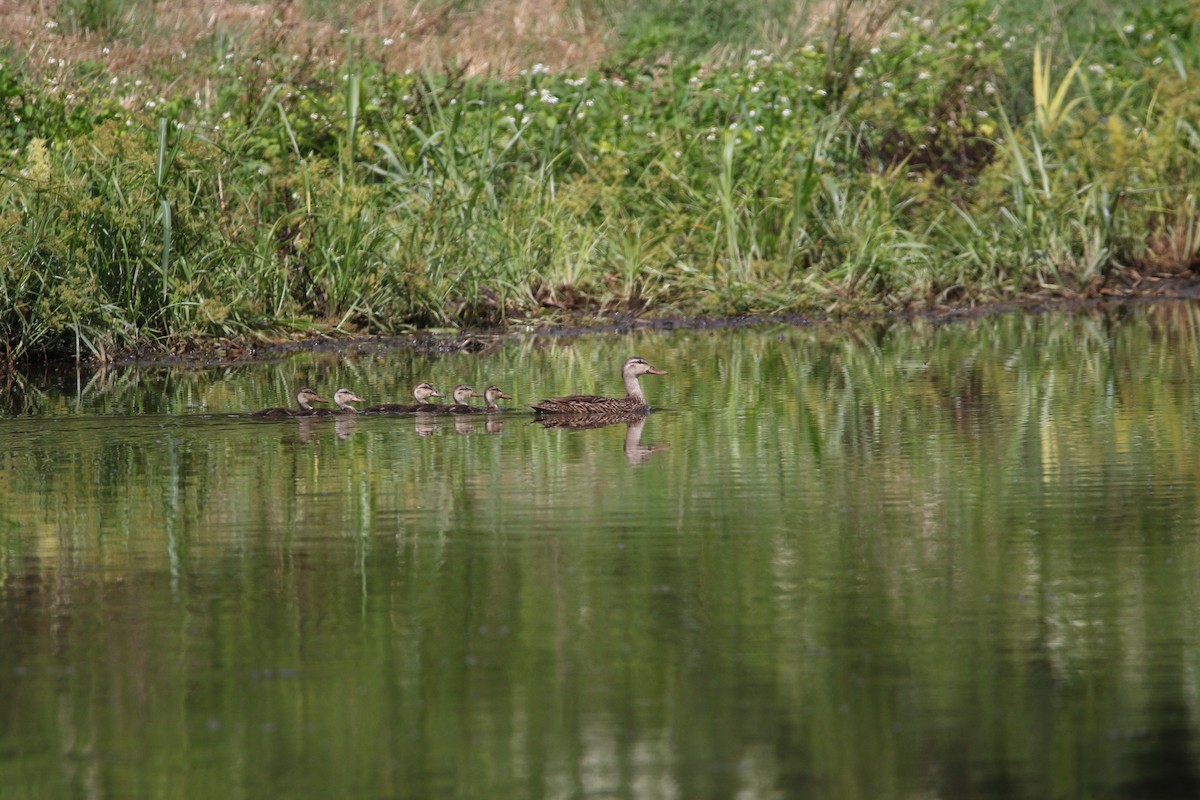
[532,357,666,416]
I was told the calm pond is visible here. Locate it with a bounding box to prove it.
[4,304,1200,799]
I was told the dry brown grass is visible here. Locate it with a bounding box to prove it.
[2,0,613,89]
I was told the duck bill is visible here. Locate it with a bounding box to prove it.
[430,390,444,398]
[498,392,512,400]
[348,394,365,403]
[646,367,667,375]
[311,395,329,404]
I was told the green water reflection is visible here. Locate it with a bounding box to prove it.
[4,304,1200,798]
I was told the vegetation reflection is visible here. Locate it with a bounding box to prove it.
[3,305,1200,797]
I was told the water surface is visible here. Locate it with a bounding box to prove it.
[4,304,1200,798]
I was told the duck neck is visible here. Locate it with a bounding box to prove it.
[298,397,313,410]
[623,370,646,404]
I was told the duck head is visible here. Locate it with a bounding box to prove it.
[333,388,365,411]
[623,356,667,378]
[413,382,444,403]
[296,387,328,410]
[451,384,484,405]
[484,385,512,408]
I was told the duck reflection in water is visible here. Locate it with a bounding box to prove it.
[294,417,319,444]
[335,415,358,439]
[415,414,438,437]
[451,413,507,435]
[287,413,360,443]
[536,413,667,466]
[419,413,507,436]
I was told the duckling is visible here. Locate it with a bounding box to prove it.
[364,382,443,413]
[307,388,364,416]
[531,356,666,416]
[252,387,327,418]
[437,384,484,414]
[483,385,512,413]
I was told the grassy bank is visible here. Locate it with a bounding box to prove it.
[1,0,1197,365]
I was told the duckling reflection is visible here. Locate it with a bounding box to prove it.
[535,412,667,466]
[334,415,358,439]
[461,415,508,435]
[294,417,319,444]
[414,414,438,437]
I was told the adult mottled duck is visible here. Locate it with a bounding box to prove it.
[531,357,666,416]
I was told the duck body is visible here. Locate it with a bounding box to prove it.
[307,388,364,416]
[532,357,666,416]
[364,383,443,413]
[252,387,327,417]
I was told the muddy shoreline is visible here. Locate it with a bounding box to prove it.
[20,272,1200,371]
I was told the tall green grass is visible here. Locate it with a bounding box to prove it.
[0,0,1197,365]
